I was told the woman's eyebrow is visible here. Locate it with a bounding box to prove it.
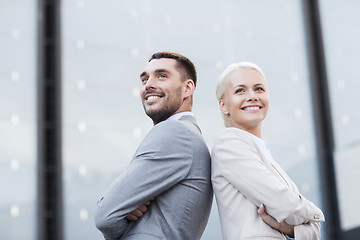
[233,84,246,89]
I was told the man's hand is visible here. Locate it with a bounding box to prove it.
[258,204,294,238]
[126,200,152,221]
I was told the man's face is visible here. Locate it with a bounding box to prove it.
[140,58,185,124]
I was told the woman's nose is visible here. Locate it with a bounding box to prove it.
[246,91,258,101]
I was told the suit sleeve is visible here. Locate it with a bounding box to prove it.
[94,121,193,239]
[212,130,324,225]
[294,222,321,240]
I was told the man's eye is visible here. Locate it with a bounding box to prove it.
[159,74,166,79]
[141,77,148,84]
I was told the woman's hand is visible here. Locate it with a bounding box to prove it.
[258,204,294,238]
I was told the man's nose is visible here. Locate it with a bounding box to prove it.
[144,76,157,90]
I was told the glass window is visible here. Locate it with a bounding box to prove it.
[62,0,322,239]
[0,1,36,239]
[320,0,360,232]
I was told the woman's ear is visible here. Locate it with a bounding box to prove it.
[219,99,229,115]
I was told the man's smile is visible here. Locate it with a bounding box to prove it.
[144,92,164,103]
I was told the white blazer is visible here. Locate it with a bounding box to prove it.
[211,127,325,240]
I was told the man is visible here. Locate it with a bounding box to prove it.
[94,52,213,240]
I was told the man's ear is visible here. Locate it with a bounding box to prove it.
[219,99,229,115]
[184,79,195,98]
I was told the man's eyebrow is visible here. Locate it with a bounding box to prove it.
[140,69,171,78]
[154,69,171,74]
[140,71,147,78]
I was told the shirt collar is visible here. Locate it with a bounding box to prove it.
[237,128,269,150]
[165,111,194,121]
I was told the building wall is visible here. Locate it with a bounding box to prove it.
[0,0,359,239]
[0,1,36,239]
[319,0,360,233]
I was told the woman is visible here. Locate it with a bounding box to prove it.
[211,62,325,240]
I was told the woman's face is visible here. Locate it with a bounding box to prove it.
[220,67,269,132]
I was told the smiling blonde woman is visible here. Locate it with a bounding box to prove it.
[211,62,325,240]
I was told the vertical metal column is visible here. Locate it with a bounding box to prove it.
[301,0,341,239]
[37,0,63,239]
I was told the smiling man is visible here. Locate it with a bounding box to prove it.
[94,52,213,240]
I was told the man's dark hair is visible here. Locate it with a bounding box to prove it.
[149,51,197,86]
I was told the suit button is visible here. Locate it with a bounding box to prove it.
[314,214,320,219]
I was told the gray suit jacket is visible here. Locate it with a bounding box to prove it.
[95,115,213,240]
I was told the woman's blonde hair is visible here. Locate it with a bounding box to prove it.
[216,62,267,127]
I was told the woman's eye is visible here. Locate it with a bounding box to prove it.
[255,87,265,92]
[235,88,245,94]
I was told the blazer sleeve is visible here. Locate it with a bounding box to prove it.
[212,129,324,225]
[94,121,193,239]
[294,222,321,240]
